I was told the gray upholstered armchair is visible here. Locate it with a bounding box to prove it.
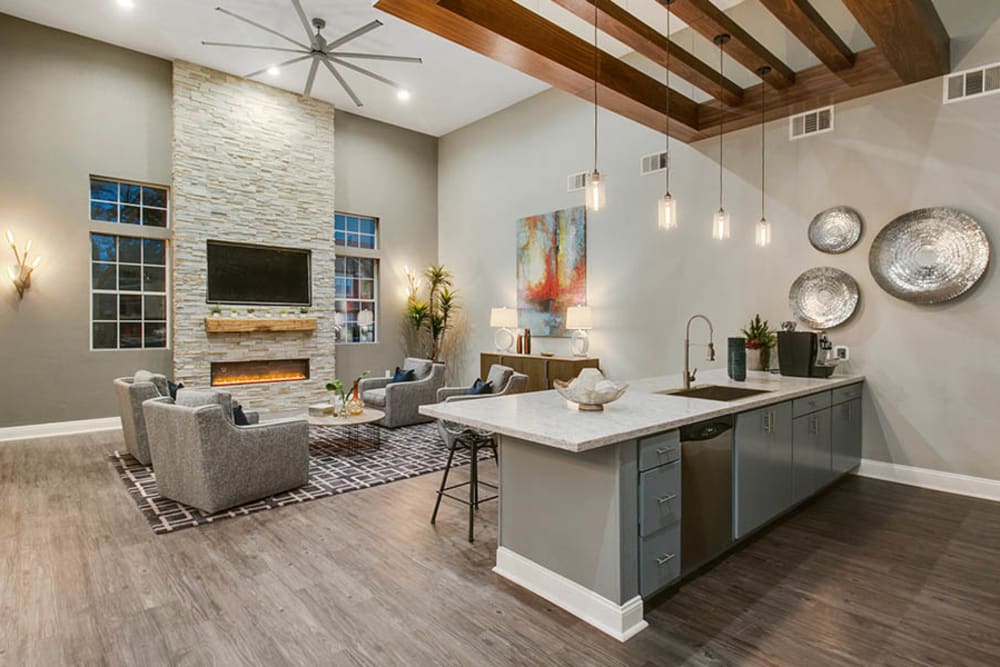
[113,370,170,465]
[435,364,530,404]
[142,389,309,514]
[359,357,446,428]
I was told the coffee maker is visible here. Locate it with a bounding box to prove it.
[777,322,838,378]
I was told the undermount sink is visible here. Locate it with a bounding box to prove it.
[655,385,772,402]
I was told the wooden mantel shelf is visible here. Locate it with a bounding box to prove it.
[204,317,318,334]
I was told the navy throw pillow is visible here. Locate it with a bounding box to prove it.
[232,405,250,426]
[466,379,494,395]
[167,381,184,399]
[391,367,416,383]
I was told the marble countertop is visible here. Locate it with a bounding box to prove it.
[419,368,864,453]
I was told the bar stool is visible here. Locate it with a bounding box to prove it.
[431,421,498,542]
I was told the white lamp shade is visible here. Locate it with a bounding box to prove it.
[565,305,593,330]
[712,209,731,240]
[490,307,518,328]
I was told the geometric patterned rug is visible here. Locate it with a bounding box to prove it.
[109,422,492,535]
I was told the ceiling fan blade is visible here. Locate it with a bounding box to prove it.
[328,52,423,64]
[324,20,383,51]
[321,60,363,107]
[303,58,320,97]
[244,54,312,79]
[328,56,398,88]
[215,7,311,50]
[202,41,308,54]
[289,0,317,48]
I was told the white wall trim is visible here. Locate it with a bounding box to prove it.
[0,417,121,443]
[855,458,1000,503]
[493,546,648,642]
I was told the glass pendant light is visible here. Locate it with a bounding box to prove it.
[712,34,731,240]
[657,0,677,231]
[755,66,772,247]
[586,0,605,212]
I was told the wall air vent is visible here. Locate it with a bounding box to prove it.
[944,62,1000,103]
[567,171,589,192]
[789,106,834,140]
[640,151,669,176]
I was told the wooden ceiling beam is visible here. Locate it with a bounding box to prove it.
[373,0,700,141]
[840,0,949,83]
[692,47,901,141]
[758,0,855,71]
[552,0,744,106]
[663,0,796,88]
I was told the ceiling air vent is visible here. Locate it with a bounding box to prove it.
[640,151,669,176]
[944,62,1000,103]
[789,106,834,140]
[567,171,589,192]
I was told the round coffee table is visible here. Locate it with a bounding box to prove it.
[307,408,385,455]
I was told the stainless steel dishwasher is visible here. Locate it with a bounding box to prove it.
[680,415,734,576]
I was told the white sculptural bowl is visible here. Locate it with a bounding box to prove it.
[553,368,628,412]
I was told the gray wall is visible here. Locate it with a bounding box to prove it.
[333,111,438,385]
[438,21,1000,480]
[0,14,173,427]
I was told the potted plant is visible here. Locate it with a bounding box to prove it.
[325,370,372,417]
[299,306,310,316]
[210,306,222,318]
[404,264,460,363]
[279,308,289,318]
[246,307,256,318]
[742,314,776,371]
[229,308,239,318]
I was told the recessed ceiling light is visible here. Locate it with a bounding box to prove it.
[396,89,412,102]
[117,0,135,8]
[267,65,281,76]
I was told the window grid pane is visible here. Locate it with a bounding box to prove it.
[90,232,169,350]
[334,213,378,249]
[89,176,170,229]
[334,255,377,343]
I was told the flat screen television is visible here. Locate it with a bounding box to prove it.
[206,241,311,306]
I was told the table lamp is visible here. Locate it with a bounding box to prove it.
[565,305,593,357]
[490,307,518,352]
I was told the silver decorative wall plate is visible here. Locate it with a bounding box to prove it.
[789,267,860,329]
[809,206,863,254]
[869,208,990,304]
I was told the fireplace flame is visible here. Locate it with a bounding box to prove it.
[212,371,308,387]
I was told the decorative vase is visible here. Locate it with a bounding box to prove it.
[727,338,746,381]
[761,346,772,371]
[746,347,764,371]
[347,381,365,416]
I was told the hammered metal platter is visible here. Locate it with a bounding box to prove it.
[869,208,990,304]
[809,206,863,253]
[789,267,860,329]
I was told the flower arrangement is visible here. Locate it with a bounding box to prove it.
[325,370,372,416]
[742,314,776,370]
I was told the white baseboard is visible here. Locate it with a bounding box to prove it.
[0,417,121,443]
[855,458,1000,503]
[493,546,648,642]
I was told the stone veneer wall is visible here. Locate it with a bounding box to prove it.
[171,61,336,412]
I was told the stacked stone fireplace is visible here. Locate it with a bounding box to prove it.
[171,62,336,413]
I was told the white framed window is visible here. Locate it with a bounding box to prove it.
[334,212,378,249]
[334,255,377,343]
[90,233,168,349]
[89,176,169,228]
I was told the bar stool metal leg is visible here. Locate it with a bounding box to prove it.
[431,436,459,525]
[468,437,478,542]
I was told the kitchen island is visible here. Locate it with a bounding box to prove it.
[420,368,865,641]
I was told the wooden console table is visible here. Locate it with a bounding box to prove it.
[480,352,600,392]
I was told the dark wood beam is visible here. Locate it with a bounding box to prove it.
[552,0,743,106]
[758,0,855,71]
[664,0,796,88]
[840,0,949,83]
[692,47,901,141]
[373,0,700,141]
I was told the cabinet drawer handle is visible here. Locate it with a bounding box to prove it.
[655,446,677,456]
[657,493,677,504]
[656,553,676,566]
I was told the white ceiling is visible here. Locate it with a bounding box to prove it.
[0,0,743,136]
[0,1,979,136]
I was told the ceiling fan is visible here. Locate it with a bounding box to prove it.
[203,0,422,106]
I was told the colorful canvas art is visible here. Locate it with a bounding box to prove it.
[516,206,587,337]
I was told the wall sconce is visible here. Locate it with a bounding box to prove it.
[403,265,421,302]
[6,230,41,299]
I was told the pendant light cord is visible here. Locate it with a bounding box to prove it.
[665,2,671,195]
[593,0,598,172]
[718,37,724,211]
[761,73,766,220]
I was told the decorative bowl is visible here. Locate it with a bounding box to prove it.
[553,368,628,412]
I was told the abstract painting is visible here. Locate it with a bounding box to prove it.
[516,206,587,337]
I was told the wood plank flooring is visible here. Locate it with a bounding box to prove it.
[2,431,999,666]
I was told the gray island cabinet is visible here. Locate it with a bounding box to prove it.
[421,369,864,642]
